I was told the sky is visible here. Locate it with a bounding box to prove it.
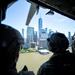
[2,0,75,38]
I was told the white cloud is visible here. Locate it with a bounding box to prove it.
[57,18,66,22]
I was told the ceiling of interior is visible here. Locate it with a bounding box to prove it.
[29,0,75,20]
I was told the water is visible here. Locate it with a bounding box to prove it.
[16,52,53,75]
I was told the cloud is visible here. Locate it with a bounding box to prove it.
[57,18,66,22]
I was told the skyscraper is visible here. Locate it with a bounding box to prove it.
[22,28,24,38]
[27,27,34,42]
[68,31,72,45]
[38,17,42,38]
[72,32,75,40]
[34,31,37,44]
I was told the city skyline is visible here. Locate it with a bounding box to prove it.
[22,16,75,39]
[1,0,75,38]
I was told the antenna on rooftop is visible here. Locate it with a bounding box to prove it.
[38,12,41,19]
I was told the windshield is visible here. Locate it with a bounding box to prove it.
[2,0,75,75]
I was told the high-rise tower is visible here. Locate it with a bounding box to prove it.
[22,28,24,38]
[27,27,34,42]
[72,32,75,40]
[38,17,42,38]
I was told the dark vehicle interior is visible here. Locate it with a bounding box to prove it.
[1,0,75,24]
[0,0,75,75]
[26,0,75,25]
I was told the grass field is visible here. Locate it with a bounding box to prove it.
[16,52,53,75]
[16,47,72,75]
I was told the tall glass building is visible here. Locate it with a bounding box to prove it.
[27,27,34,42]
[38,17,42,38]
[22,28,24,38]
[68,31,72,45]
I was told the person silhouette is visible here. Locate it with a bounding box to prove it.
[72,40,75,54]
[37,32,75,75]
[0,24,34,75]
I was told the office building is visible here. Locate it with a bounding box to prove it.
[38,17,42,38]
[22,28,24,38]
